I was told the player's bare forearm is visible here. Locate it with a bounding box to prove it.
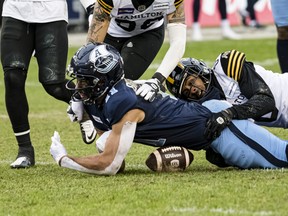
[86,3,110,43]
[167,2,185,24]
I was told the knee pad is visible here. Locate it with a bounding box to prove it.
[42,81,72,103]
[4,68,27,89]
[277,26,288,40]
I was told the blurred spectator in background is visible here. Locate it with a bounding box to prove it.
[239,0,265,29]
[270,0,288,73]
[192,0,241,41]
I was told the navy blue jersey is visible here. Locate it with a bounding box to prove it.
[85,80,213,150]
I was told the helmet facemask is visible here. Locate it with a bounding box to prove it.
[166,58,212,102]
[179,66,211,101]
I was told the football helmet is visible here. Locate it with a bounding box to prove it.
[166,58,212,101]
[66,42,124,104]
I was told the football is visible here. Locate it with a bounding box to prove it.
[145,146,194,172]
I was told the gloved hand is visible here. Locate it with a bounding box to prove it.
[50,131,68,165]
[135,78,161,102]
[204,109,233,140]
[67,100,84,122]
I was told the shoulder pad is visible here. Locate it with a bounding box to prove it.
[219,50,246,81]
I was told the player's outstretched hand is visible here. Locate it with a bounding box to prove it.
[135,78,161,102]
[50,131,68,165]
[204,109,233,140]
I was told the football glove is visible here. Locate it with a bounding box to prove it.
[67,100,84,122]
[50,131,67,165]
[135,78,162,102]
[204,109,233,140]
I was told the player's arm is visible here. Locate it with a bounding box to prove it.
[86,0,111,43]
[204,50,275,140]
[229,61,275,120]
[136,0,186,101]
[50,109,145,175]
[154,0,186,82]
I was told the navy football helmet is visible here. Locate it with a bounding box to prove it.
[166,58,212,101]
[66,42,124,104]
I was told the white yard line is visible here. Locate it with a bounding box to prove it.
[173,206,274,215]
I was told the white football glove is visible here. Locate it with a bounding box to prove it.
[67,100,84,122]
[50,131,68,165]
[135,78,161,102]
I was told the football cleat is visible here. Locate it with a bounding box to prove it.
[80,120,97,144]
[222,28,241,40]
[10,156,35,169]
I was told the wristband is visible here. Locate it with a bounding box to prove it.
[152,72,166,84]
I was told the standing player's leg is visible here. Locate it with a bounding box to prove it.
[1,17,36,168]
[36,21,96,145]
[104,25,165,80]
[270,0,288,73]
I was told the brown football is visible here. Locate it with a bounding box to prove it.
[145,146,194,172]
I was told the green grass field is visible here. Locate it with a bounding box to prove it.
[1,37,288,216]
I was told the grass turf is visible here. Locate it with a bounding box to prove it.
[0,37,287,216]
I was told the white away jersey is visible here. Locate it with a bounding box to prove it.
[2,0,68,23]
[213,50,288,128]
[98,0,183,37]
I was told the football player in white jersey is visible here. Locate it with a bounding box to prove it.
[0,0,96,168]
[80,0,186,100]
[166,50,288,140]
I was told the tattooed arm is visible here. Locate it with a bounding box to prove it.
[86,1,111,43]
[166,1,186,24]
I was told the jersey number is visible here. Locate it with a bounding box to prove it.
[115,16,163,32]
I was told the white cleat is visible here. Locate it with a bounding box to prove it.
[80,120,97,144]
[192,22,203,41]
[10,156,34,169]
[222,28,241,40]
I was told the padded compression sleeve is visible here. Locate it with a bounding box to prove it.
[156,23,186,79]
[60,122,136,175]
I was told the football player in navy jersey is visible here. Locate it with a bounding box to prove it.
[80,0,186,99]
[50,43,288,175]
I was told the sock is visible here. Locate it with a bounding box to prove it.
[15,132,35,161]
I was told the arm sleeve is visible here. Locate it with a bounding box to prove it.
[230,61,275,120]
